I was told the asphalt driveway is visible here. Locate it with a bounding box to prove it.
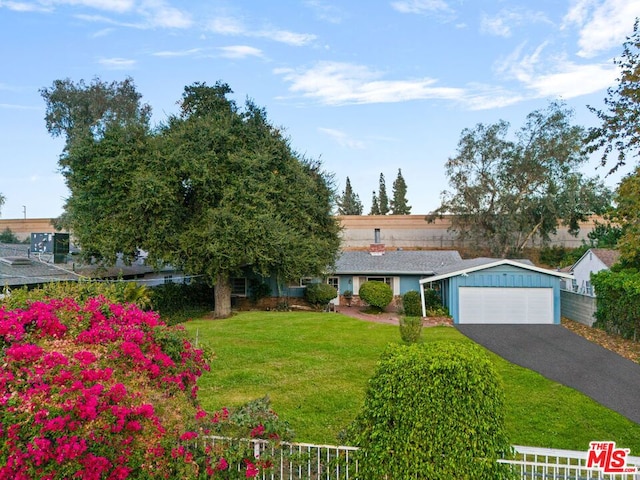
[456,324,640,425]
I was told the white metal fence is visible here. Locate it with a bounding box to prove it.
[500,445,640,480]
[204,437,640,480]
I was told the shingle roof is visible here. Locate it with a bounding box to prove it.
[333,250,463,275]
[590,248,620,268]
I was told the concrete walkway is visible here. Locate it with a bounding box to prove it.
[456,324,640,425]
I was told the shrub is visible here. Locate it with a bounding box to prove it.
[304,283,337,307]
[0,227,20,243]
[399,316,422,344]
[402,290,422,316]
[591,268,640,339]
[358,281,393,312]
[249,279,271,304]
[347,342,514,480]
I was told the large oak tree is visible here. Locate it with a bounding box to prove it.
[41,78,341,317]
[430,102,612,257]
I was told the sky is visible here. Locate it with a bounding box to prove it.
[1,0,639,219]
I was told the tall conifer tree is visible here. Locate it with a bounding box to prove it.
[369,191,380,215]
[391,168,411,214]
[337,177,363,215]
[378,173,389,215]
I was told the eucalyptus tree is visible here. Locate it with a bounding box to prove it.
[431,102,612,257]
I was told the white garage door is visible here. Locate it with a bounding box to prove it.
[458,287,554,324]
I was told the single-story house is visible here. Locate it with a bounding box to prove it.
[328,246,463,305]
[565,248,620,296]
[419,258,573,324]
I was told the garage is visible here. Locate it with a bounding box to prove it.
[419,258,572,325]
[458,287,554,324]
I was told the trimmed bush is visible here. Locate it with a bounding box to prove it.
[304,282,337,307]
[402,290,422,316]
[591,268,640,339]
[399,316,422,344]
[359,281,393,312]
[347,342,514,479]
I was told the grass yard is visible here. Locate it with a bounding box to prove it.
[183,311,640,454]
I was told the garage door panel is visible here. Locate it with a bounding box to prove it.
[459,287,553,324]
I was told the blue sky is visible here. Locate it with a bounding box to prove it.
[1,0,639,219]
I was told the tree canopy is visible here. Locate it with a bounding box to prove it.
[390,168,411,215]
[336,177,363,215]
[369,191,380,215]
[41,78,341,317]
[431,101,612,257]
[585,19,640,174]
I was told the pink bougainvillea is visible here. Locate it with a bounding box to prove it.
[0,296,210,479]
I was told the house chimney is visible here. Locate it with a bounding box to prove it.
[370,243,385,256]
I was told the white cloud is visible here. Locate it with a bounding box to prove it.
[318,127,365,149]
[48,0,135,13]
[207,15,316,46]
[98,57,136,69]
[140,0,191,28]
[276,61,464,105]
[563,0,640,57]
[390,0,453,15]
[480,9,550,38]
[152,47,203,57]
[218,45,263,59]
[0,1,51,12]
[304,0,344,24]
[495,42,618,99]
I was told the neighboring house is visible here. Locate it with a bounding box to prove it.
[567,248,620,296]
[419,258,573,324]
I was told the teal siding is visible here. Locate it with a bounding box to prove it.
[437,265,562,324]
[399,276,421,295]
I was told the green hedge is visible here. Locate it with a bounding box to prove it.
[591,268,640,339]
[304,282,337,307]
[359,281,393,311]
[347,342,514,479]
[402,290,422,316]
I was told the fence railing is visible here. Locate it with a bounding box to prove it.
[499,445,640,480]
[204,437,640,480]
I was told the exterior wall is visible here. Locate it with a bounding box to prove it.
[0,219,66,241]
[560,290,597,326]
[435,265,563,324]
[338,214,603,249]
[571,253,608,296]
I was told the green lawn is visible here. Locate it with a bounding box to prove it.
[183,311,640,454]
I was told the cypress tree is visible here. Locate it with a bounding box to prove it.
[391,168,411,214]
[337,177,364,215]
[369,191,380,215]
[378,173,389,215]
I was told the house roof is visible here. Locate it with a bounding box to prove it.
[418,258,574,284]
[333,250,463,275]
[572,248,621,270]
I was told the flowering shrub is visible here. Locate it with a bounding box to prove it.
[0,296,294,479]
[0,296,211,479]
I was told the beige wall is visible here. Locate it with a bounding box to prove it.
[0,218,66,241]
[338,214,602,249]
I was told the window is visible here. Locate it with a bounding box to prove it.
[231,277,247,296]
[326,276,339,290]
[300,277,315,287]
[374,228,381,244]
[163,275,173,284]
[367,276,391,286]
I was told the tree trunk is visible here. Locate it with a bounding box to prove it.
[214,272,232,318]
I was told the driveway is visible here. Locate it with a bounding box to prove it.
[456,324,640,425]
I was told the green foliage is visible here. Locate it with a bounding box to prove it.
[588,220,622,249]
[402,290,422,316]
[149,281,214,324]
[249,279,271,304]
[399,316,422,344]
[1,280,151,310]
[358,281,393,311]
[336,177,363,215]
[41,78,341,319]
[391,168,412,215]
[0,227,19,243]
[539,245,589,268]
[304,282,337,307]
[585,19,640,174]
[369,190,380,215]
[611,168,640,267]
[591,269,640,339]
[432,101,612,257]
[347,342,514,480]
[378,173,389,215]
